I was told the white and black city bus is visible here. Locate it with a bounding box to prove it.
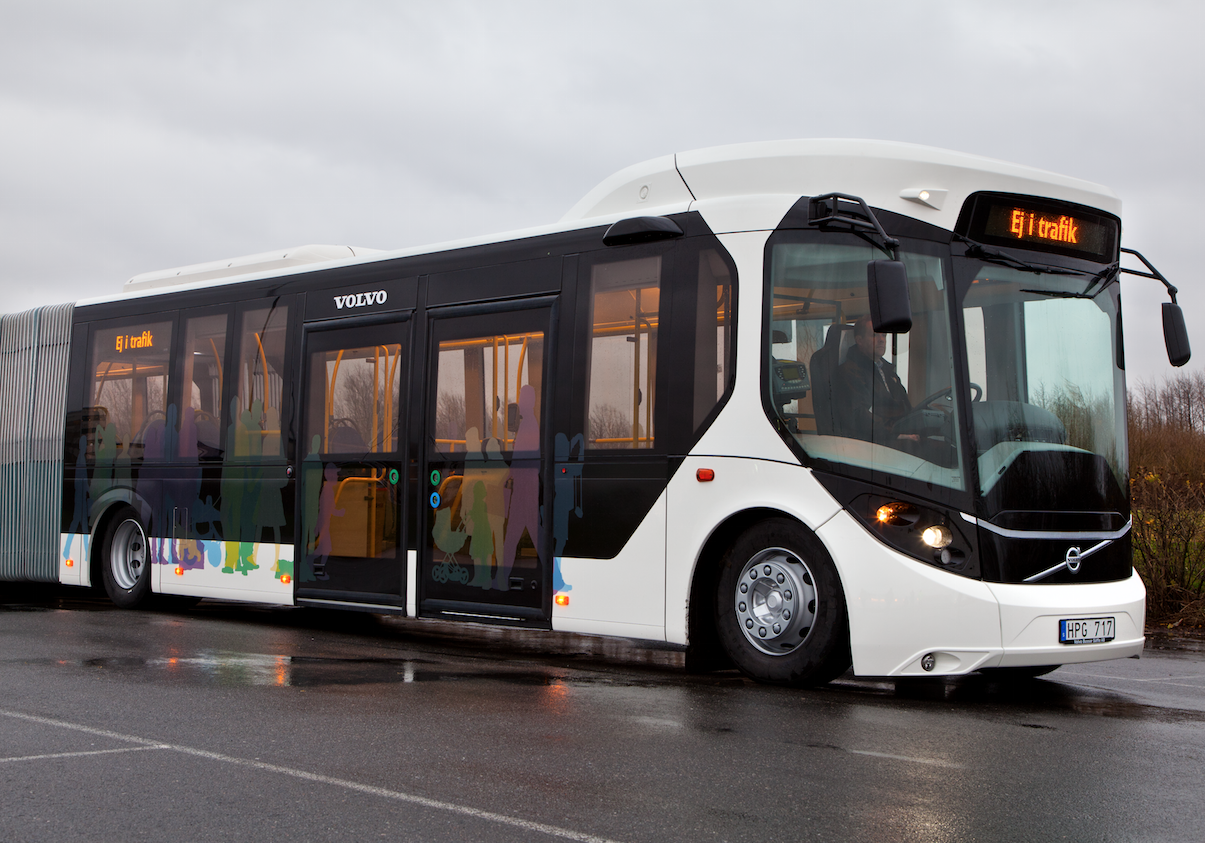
[0,140,1190,686]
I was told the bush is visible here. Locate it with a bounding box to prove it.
[1129,373,1205,627]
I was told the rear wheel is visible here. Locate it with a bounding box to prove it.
[715,518,850,686]
[101,507,151,609]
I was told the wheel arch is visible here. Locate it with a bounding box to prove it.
[88,488,153,589]
[685,506,847,672]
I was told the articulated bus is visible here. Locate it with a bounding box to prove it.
[0,140,1190,685]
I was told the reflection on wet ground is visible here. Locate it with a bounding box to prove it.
[4,583,1205,725]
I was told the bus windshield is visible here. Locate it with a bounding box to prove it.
[767,235,966,492]
[958,259,1128,522]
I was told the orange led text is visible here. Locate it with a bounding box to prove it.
[1009,209,1079,245]
[116,331,154,353]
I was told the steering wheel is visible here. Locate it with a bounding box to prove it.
[914,382,982,410]
[891,382,982,445]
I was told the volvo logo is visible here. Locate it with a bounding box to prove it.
[1064,546,1082,574]
[333,290,388,310]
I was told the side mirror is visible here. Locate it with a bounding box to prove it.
[867,260,912,334]
[1163,302,1191,367]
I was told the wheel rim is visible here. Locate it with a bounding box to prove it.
[111,519,147,591]
[734,547,817,656]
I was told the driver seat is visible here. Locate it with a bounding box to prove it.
[809,322,854,435]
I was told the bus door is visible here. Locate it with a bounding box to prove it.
[296,318,410,607]
[421,303,553,626]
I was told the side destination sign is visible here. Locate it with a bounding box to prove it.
[304,275,419,321]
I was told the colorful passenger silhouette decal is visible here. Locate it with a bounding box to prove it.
[310,463,344,581]
[550,432,584,592]
[299,435,322,582]
[431,493,469,584]
[497,385,541,590]
[463,428,507,589]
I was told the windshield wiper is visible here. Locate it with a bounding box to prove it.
[1021,262,1120,299]
[954,234,1083,276]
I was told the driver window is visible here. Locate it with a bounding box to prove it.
[766,237,964,491]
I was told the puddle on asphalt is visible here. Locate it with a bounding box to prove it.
[41,652,585,690]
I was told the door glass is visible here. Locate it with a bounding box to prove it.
[307,343,404,456]
[428,327,544,598]
[300,334,404,588]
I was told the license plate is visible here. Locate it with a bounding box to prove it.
[1059,617,1115,644]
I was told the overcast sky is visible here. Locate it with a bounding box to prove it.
[2,0,1201,385]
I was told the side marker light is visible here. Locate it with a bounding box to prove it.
[174,566,184,576]
[65,559,74,568]
[554,594,569,607]
[280,574,292,585]
[696,468,715,482]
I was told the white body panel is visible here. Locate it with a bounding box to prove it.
[154,540,294,606]
[818,511,1004,676]
[989,578,1145,666]
[664,456,843,646]
[59,533,90,587]
[552,495,666,642]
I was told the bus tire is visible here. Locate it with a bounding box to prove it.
[715,518,850,687]
[101,507,152,609]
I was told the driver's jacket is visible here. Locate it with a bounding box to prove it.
[835,344,911,445]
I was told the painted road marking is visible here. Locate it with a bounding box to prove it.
[0,708,622,843]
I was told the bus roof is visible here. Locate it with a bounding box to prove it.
[85,139,1120,307]
[563,138,1120,227]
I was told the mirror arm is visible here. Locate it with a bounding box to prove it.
[1120,247,1179,304]
[810,193,900,260]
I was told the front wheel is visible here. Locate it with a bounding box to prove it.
[715,519,850,687]
[101,507,152,609]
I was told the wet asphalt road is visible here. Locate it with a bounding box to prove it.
[2,585,1203,842]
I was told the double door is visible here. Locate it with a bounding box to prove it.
[295,303,553,623]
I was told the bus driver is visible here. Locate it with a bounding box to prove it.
[836,314,919,446]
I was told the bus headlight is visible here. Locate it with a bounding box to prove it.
[852,494,979,578]
[921,524,953,549]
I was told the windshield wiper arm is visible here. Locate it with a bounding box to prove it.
[1018,288,1095,299]
[1021,262,1120,299]
[954,234,1083,276]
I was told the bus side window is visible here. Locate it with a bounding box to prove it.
[230,303,289,460]
[585,256,661,450]
[87,319,174,463]
[180,312,228,460]
[691,247,734,433]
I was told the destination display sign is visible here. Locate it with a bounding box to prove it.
[960,193,1118,262]
[115,329,155,353]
